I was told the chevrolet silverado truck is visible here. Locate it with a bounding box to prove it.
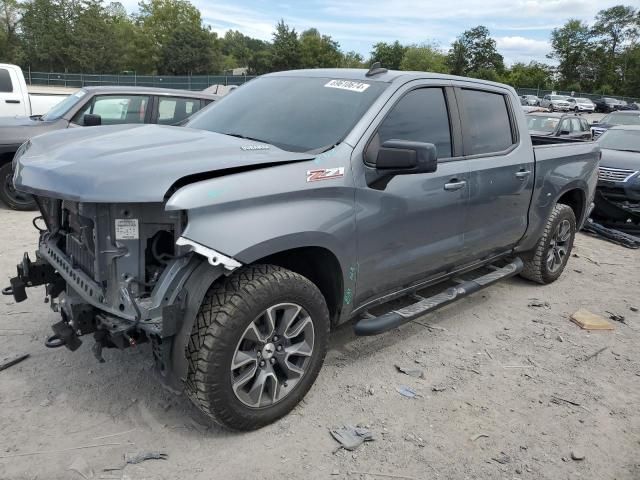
[4,67,599,430]
[0,86,219,211]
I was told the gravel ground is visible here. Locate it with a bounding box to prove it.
[0,206,639,480]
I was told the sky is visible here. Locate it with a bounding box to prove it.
[120,0,629,65]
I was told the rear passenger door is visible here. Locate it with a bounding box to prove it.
[154,96,204,125]
[0,67,27,116]
[455,86,534,260]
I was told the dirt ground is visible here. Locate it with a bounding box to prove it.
[0,207,638,480]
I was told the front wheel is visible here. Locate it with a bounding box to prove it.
[0,162,37,211]
[520,204,576,284]
[185,264,330,430]
[548,105,554,112]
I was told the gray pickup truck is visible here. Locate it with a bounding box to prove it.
[4,68,599,430]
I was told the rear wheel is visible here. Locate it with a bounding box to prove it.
[185,264,330,430]
[0,162,37,211]
[520,204,576,285]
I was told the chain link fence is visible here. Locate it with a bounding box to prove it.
[22,71,639,103]
[24,70,257,90]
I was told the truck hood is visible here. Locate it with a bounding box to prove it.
[599,148,640,171]
[14,124,316,202]
[0,116,65,145]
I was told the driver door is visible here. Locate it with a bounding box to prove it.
[353,84,470,306]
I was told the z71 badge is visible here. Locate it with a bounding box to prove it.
[306,167,345,182]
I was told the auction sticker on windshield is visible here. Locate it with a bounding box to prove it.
[324,80,370,93]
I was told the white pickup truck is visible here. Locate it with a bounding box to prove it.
[0,64,74,117]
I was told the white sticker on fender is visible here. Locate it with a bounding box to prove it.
[115,219,139,240]
[324,79,370,93]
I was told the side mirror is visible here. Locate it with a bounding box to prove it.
[591,120,599,125]
[83,113,102,126]
[560,130,570,135]
[375,139,438,175]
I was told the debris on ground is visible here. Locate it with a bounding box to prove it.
[395,385,418,398]
[528,300,550,309]
[570,309,614,331]
[395,365,425,379]
[0,353,29,373]
[124,451,168,465]
[491,452,511,464]
[330,425,374,451]
[471,433,489,441]
[68,456,94,479]
[606,311,626,324]
[431,385,447,392]
[582,219,640,249]
[570,450,586,461]
[584,346,608,361]
[630,306,639,312]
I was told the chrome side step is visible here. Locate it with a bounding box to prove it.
[353,258,524,336]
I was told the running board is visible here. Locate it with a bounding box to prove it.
[353,258,524,336]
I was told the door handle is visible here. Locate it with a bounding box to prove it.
[515,170,531,179]
[444,180,467,191]
[5,99,20,104]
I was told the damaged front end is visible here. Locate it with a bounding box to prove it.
[3,197,230,386]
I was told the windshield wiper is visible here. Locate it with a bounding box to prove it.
[222,132,271,145]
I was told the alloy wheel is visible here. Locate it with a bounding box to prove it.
[230,303,315,408]
[546,219,571,273]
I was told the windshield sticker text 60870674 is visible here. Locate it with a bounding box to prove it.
[324,80,370,93]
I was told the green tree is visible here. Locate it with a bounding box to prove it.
[299,28,342,68]
[448,26,504,76]
[0,0,23,64]
[370,41,406,69]
[160,22,215,74]
[341,51,364,68]
[271,20,300,71]
[400,43,448,73]
[506,61,552,89]
[548,19,592,90]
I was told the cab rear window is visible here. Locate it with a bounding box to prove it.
[0,69,13,93]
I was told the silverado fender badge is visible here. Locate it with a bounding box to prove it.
[241,145,270,151]
[306,167,345,182]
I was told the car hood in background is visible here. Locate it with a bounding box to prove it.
[14,124,316,202]
[0,116,66,145]
[599,148,640,171]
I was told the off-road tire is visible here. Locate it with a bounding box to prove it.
[185,264,330,431]
[0,162,37,211]
[520,203,576,284]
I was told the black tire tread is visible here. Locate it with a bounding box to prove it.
[520,203,575,284]
[185,264,329,430]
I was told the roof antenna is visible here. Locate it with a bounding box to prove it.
[366,61,388,77]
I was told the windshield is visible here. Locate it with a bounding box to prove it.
[575,98,591,103]
[41,90,87,121]
[527,115,559,132]
[550,95,565,101]
[186,76,388,152]
[598,129,640,152]
[601,112,640,125]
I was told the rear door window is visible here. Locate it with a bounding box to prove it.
[157,97,202,125]
[0,68,13,92]
[376,87,452,158]
[460,89,515,155]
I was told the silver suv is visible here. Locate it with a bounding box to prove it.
[541,94,571,112]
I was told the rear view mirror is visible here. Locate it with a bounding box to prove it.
[560,130,570,135]
[375,139,438,175]
[83,114,102,126]
[591,120,599,125]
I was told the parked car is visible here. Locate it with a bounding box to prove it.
[526,112,592,140]
[591,111,640,140]
[5,68,599,430]
[0,86,219,210]
[540,94,571,112]
[0,63,74,117]
[565,97,595,113]
[617,100,639,111]
[592,125,640,226]
[520,94,540,106]
[593,97,623,113]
